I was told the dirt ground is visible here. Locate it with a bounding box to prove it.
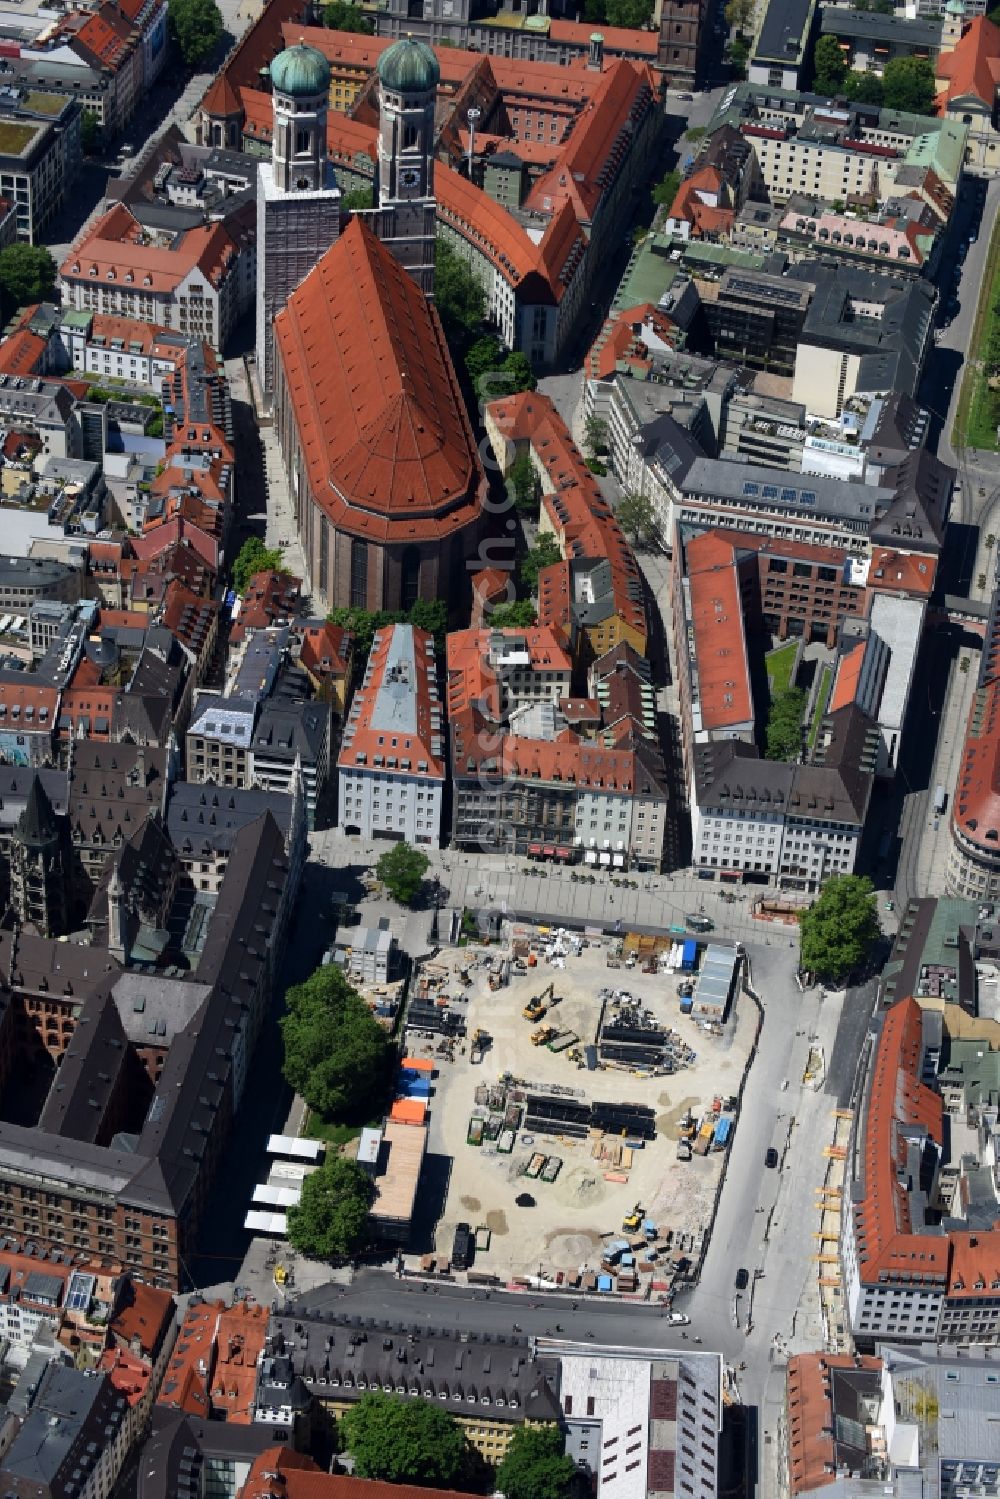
[408,941,757,1282]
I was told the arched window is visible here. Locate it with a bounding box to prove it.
[401,545,421,610]
[403,123,418,151]
[296,127,310,154]
[350,538,368,609]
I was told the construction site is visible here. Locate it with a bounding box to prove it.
[405,928,758,1291]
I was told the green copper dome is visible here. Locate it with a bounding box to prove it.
[270,43,331,99]
[377,37,440,94]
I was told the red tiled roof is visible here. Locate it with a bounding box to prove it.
[161,581,220,658]
[275,216,485,546]
[130,516,219,572]
[867,547,936,597]
[547,16,658,55]
[537,558,572,641]
[201,70,242,117]
[585,302,679,380]
[446,626,571,722]
[487,392,646,645]
[0,679,58,732]
[935,15,1000,112]
[242,1450,488,1499]
[62,204,240,296]
[667,166,734,237]
[852,998,950,1285]
[954,675,1000,855]
[109,1279,174,1359]
[99,1348,151,1407]
[525,59,654,223]
[829,640,864,714]
[0,328,47,376]
[683,530,753,733]
[71,4,137,70]
[158,1299,268,1424]
[231,568,301,644]
[298,619,351,682]
[337,623,445,780]
[785,1353,883,1495]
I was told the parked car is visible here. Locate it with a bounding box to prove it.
[668,1312,691,1325]
[735,1267,749,1290]
[765,1147,779,1169]
[685,913,715,933]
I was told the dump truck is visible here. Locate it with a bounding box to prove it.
[531,1025,557,1046]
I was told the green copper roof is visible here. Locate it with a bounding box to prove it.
[377,37,440,94]
[270,44,331,99]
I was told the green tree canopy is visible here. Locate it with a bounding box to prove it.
[323,0,373,30]
[168,0,224,66]
[616,491,657,545]
[377,841,430,904]
[489,599,538,628]
[232,536,287,594]
[842,70,884,104]
[342,1392,467,1486]
[881,55,935,114]
[509,449,540,515]
[80,108,100,155]
[765,686,806,761]
[724,0,753,30]
[605,0,653,24]
[0,244,55,317]
[812,33,847,92]
[286,1154,375,1259]
[465,334,503,387]
[281,965,390,1122]
[497,1426,577,1499]
[519,533,562,593]
[652,167,682,208]
[798,874,880,983]
[584,414,609,458]
[435,237,486,343]
[408,597,448,646]
[342,185,374,210]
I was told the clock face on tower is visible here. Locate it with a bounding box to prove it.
[399,167,421,190]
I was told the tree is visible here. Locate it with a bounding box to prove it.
[323,0,374,30]
[497,1427,577,1499]
[231,535,286,594]
[605,0,653,25]
[728,36,749,76]
[765,686,806,761]
[0,244,55,317]
[798,874,880,983]
[465,334,503,388]
[342,1392,467,1487]
[286,1155,375,1259]
[616,491,656,546]
[584,414,609,458]
[501,351,537,394]
[377,841,430,904]
[508,449,540,515]
[408,597,448,645]
[652,167,682,208]
[281,965,389,1121]
[519,533,561,592]
[489,599,538,627]
[80,108,100,156]
[168,0,224,67]
[881,55,935,114]
[812,33,847,92]
[842,70,884,105]
[327,606,403,661]
[342,185,374,210]
[435,237,486,343]
[724,0,753,29]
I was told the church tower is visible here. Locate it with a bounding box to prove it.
[373,38,439,297]
[255,43,342,402]
[9,775,69,938]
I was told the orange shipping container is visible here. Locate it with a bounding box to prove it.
[401,1056,434,1072]
[391,1098,427,1125]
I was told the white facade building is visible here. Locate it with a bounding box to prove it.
[338,623,445,846]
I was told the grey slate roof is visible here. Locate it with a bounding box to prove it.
[251,698,328,763]
[165,780,294,856]
[0,1362,128,1498]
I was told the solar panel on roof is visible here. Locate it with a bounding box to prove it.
[66,1271,95,1313]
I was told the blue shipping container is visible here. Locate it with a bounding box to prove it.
[681,939,698,971]
[680,997,694,1014]
[713,1117,732,1146]
[597,1274,613,1292]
